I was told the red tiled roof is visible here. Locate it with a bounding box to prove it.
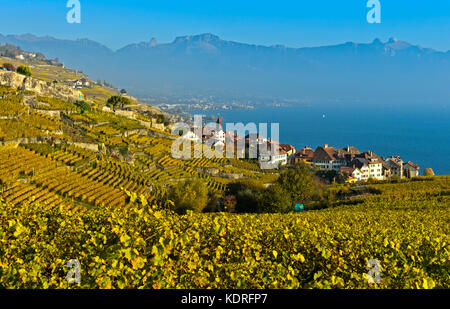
[313,146,337,161]
[340,166,354,174]
[357,151,383,162]
[342,146,361,155]
[368,161,382,165]
[280,144,295,152]
[296,147,315,159]
[405,161,419,169]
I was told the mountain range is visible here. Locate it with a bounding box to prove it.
[1,33,449,104]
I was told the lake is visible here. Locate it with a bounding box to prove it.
[189,103,450,175]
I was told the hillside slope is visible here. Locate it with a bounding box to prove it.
[0,71,83,102]
[0,83,272,211]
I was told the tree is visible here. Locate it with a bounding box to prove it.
[120,89,127,94]
[203,192,221,213]
[17,65,32,76]
[423,168,435,176]
[119,96,131,109]
[106,95,131,112]
[168,179,209,214]
[336,172,350,184]
[75,100,91,113]
[315,169,337,184]
[262,184,292,213]
[156,114,166,124]
[277,162,315,203]
[235,188,264,213]
[228,180,265,213]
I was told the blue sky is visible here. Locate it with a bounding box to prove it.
[1,0,450,51]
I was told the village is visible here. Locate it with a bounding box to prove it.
[180,117,421,182]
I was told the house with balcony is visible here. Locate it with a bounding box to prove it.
[312,144,347,171]
[259,142,288,169]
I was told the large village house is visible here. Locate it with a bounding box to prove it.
[310,144,419,181]
[312,144,356,172]
[279,144,296,164]
[295,146,315,165]
[385,156,404,178]
[403,161,420,178]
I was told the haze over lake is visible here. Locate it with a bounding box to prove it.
[191,103,450,175]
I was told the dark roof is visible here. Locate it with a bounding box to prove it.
[313,146,337,161]
[296,146,315,159]
[312,145,361,161]
[357,151,384,164]
[385,159,402,168]
[342,146,361,155]
[347,158,369,169]
[340,166,355,174]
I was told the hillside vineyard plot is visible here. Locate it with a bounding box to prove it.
[0,84,448,289]
[0,176,448,288]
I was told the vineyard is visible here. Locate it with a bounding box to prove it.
[35,96,77,112]
[0,146,127,208]
[0,94,27,117]
[24,143,96,167]
[0,85,18,96]
[19,112,61,131]
[0,176,448,289]
[0,84,448,289]
[65,109,143,132]
[0,119,45,140]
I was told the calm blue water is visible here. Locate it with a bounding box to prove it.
[190,104,450,175]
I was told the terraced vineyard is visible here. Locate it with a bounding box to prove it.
[0,93,27,117]
[1,83,447,290]
[0,176,448,289]
[0,146,127,208]
[0,85,275,210]
[35,96,77,112]
[19,112,61,131]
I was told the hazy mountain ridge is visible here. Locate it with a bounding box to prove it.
[1,33,449,103]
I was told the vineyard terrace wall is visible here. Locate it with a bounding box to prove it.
[0,71,83,102]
